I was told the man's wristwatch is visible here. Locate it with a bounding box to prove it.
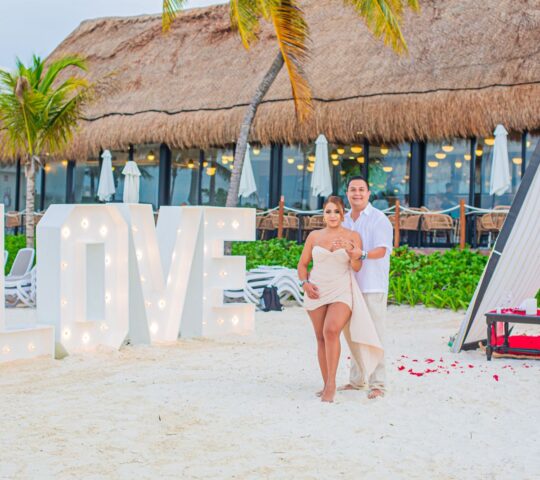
[359,250,368,261]
[300,279,310,287]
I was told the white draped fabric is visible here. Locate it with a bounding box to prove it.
[122,161,141,203]
[489,124,511,196]
[311,134,332,197]
[97,150,116,202]
[238,144,257,199]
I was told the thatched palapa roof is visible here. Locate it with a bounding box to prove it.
[10,0,540,159]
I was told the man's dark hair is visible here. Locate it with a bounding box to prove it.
[347,175,369,190]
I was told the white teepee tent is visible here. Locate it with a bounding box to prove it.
[453,143,540,351]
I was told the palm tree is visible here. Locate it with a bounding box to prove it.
[163,0,419,208]
[0,55,90,246]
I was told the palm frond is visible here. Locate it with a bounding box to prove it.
[162,0,187,32]
[39,56,87,94]
[230,0,263,49]
[0,55,91,159]
[269,0,312,121]
[345,0,419,53]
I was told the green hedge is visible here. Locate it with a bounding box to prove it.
[389,246,487,310]
[232,239,493,311]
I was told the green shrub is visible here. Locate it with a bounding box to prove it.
[389,246,488,311]
[231,238,304,271]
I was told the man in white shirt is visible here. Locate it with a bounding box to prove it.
[338,176,393,399]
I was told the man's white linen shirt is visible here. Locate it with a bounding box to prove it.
[343,203,393,293]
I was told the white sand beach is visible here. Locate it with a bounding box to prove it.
[1,305,539,479]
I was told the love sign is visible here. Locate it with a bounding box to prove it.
[0,204,255,363]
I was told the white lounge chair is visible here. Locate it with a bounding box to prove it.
[6,247,35,282]
[225,265,303,308]
[5,266,37,308]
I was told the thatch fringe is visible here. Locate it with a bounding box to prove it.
[2,0,540,161]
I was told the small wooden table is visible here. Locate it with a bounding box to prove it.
[485,309,540,360]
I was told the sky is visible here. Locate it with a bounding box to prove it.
[0,0,226,70]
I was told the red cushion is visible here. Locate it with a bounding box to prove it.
[491,330,540,356]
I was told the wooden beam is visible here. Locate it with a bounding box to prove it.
[277,195,285,239]
[394,200,400,249]
[460,199,466,250]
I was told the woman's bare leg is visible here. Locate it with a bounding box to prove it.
[308,305,328,395]
[321,302,351,402]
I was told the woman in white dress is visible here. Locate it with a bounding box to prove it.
[298,196,383,403]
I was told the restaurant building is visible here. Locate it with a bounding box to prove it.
[1,0,539,214]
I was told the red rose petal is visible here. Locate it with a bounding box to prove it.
[398,365,405,371]
[493,375,499,382]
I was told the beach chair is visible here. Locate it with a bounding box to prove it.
[5,266,37,308]
[6,248,35,282]
[225,266,303,308]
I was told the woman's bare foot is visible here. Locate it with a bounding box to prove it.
[367,388,384,399]
[321,384,336,402]
[316,388,325,397]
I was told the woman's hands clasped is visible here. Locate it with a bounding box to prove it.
[331,237,362,262]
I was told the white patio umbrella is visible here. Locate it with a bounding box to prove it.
[97,150,116,202]
[489,124,511,196]
[238,143,257,198]
[311,134,332,197]
[122,160,141,203]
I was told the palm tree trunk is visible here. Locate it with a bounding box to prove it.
[225,51,284,207]
[24,155,37,247]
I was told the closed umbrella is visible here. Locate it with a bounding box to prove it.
[489,124,511,196]
[97,150,116,202]
[122,160,141,203]
[311,134,332,197]
[238,144,257,199]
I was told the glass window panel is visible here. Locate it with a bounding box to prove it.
[281,145,320,210]
[367,143,410,210]
[18,162,28,211]
[328,144,365,203]
[240,145,270,209]
[526,132,540,166]
[201,147,233,206]
[110,150,129,203]
[477,134,521,208]
[73,154,100,204]
[135,144,160,209]
[0,163,17,211]
[43,161,66,209]
[170,148,200,205]
[425,139,470,215]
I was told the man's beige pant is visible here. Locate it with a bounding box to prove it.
[343,292,387,391]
